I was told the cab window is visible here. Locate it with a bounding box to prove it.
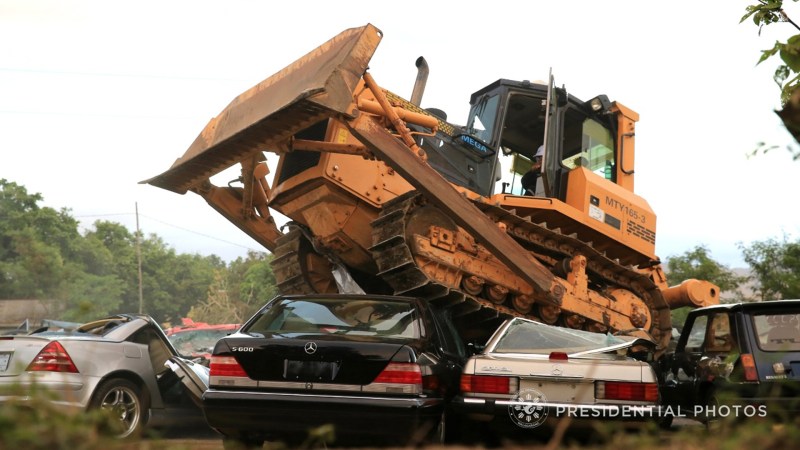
[467,94,501,145]
[561,111,614,179]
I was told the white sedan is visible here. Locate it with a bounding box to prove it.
[453,317,660,440]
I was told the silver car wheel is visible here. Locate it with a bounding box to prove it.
[93,379,144,439]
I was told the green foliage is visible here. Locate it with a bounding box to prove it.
[743,0,800,105]
[0,179,277,325]
[740,234,800,299]
[188,251,274,324]
[665,245,747,294]
[665,245,749,326]
[0,383,117,450]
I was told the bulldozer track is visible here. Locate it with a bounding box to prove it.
[369,191,672,350]
[272,228,325,295]
[270,192,671,350]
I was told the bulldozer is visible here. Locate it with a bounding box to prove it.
[144,23,718,355]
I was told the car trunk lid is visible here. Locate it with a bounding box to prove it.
[223,335,408,385]
[0,335,55,376]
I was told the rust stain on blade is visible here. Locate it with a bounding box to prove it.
[143,24,383,194]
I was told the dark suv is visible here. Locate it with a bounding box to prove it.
[659,300,800,425]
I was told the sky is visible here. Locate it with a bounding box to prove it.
[2,0,799,269]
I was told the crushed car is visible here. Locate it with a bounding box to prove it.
[658,300,800,426]
[453,317,660,441]
[0,314,209,438]
[201,294,467,449]
[165,318,240,365]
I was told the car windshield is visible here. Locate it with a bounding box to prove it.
[169,329,234,353]
[492,318,627,354]
[244,297,421,340]
[752,312,800,352]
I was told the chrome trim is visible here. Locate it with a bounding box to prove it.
[257,380,362,392]
[203,389,437,405]
[462,397,658,413]
[209,378,420,394]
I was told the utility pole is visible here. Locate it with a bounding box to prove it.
[136,202,144,314]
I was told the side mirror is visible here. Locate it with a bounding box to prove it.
[555,87,569,107]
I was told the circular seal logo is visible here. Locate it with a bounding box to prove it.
[508,388,549,429]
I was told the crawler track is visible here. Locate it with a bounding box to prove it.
[271,192,672,350]
[369,192,672,350]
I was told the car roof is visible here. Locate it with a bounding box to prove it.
[693,299,800,314]
[168,323,239,332]
[276,293,420,303]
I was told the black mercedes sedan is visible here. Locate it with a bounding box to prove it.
[201,294,466,448]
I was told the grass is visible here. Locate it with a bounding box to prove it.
[2,385,798,450]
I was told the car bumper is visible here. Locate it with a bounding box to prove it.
[0,373,98,409]
[202,389,443,444]
[453,396,660,429]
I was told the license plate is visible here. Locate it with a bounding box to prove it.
[0,352,11,372]
[520,379,594,403]
[283,359,341,381]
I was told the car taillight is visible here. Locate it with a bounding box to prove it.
[373,362,422,385]
[26,341,78,373]
[209,356,248,377]
[596,381,658,402]
[460,374,518,394]
[363,363,423,394]
[741,354,759,381]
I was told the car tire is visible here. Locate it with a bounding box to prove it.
[700,387,724,430]
[657,413,674,430]
[429,411,447,445]
[90,378,148,439]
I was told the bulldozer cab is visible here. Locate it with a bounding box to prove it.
[465,78,618,199]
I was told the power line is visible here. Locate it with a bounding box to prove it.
[74,212,264,253]
[0,109,201,120]
[0,66,244,83]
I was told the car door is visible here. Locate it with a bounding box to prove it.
[429,306,466,399]
[663,313,709,408]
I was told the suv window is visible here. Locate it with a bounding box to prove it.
[684,315,708,352]
[704,313,734,353]
[752,312,800,351]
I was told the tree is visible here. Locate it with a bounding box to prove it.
[188,251,275,324]
[743,0,800,105]
[740,234,800,300]
[664,245,748,326]
[133,234,223,324]
[0,179,77,300]
[744,1,800,153]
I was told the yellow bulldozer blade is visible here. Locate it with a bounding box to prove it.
[143,24,383,194]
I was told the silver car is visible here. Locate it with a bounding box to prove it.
[453,317,660,440]
[0,314,208,438]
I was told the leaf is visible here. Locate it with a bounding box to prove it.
[741,5,760,23]
[758,41,783,65]
[774,64,790,87]
[780,39,800,72]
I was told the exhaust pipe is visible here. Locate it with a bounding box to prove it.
[410,56,429,107]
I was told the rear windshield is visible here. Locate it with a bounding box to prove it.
[169,329,234,353]
[245,298,422,340]
[493,318,627,354]
[752,312,800,352]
